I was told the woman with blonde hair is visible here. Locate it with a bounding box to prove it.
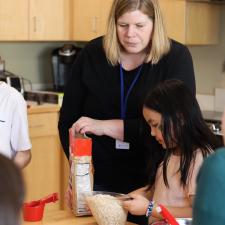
[59,1,195,223]
[104,0,171,65]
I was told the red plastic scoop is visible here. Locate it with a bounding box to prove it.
[156,204,179,225]
[23,193,59,221]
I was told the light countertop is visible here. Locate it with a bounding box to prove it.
[23,210,137,225]
[27,102,60,114]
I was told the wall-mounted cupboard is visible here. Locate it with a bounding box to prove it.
[71,0,113,41]
[29,0,70,40]
[0,0,70,41]
[0,0,221,45]
[0,0,28,40]
[159,0,221,45]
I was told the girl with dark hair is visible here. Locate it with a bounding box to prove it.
[0,153,24,225]
[123,79,220,224]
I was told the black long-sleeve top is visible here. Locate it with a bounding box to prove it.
[58,36,195,193]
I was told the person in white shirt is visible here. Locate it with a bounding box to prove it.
[0,153,25,225]
[0,81,31,169]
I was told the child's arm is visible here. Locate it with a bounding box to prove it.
[122,193,150,216]
[122,194,194,222]
[14,150,31,169]
[152,204,192,219]
[151,195,194,219]
[128,185,153,199]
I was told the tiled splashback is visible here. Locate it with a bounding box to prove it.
[215,88,225,112]
[197,88,225,112]
[197,94,214,111]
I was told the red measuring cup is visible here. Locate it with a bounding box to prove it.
[23,192,59,222]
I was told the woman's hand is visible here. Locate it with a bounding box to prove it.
[122,193,149,216]
[71,117,124,140]
[72,117,105,136]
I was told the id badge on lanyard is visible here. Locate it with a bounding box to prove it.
[115,64,142,150]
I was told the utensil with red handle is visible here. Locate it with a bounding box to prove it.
[156,204,179,225]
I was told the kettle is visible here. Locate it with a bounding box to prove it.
[52,44,81,92]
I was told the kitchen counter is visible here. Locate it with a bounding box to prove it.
[23,103,63,211]
[23,210,137,225]
[27,102,60,114]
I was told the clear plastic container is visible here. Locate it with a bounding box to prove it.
[175,218,192,225]
[84,191,129,225]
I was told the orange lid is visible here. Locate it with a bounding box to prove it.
[69,129,92,156]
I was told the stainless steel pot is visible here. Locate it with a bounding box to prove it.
[176,218,192,225]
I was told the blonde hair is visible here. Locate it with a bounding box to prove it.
[103,0,171,66]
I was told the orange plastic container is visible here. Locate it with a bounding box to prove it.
[23,193,58,222]
[69,129,92,156]
[23,202,45,222]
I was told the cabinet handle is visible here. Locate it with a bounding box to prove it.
[91,17,98,33]
[33,16,37,32]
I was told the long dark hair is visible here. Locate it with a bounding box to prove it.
[144,79,220,188]
[0,154,25,225]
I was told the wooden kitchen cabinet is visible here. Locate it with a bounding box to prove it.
[71,0,113,41]
[159,0,220,45]
[29,0,70,40]
[23,104,64,211]
[0,0,221,43]
[0,0,28,40]
[0,0,70,41]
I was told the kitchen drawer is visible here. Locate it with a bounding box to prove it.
[28,112,58,137]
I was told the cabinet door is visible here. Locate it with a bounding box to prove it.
[158,0,186,44]
[29,0,70,40]
[186,2,220,45]
[72,0,101,41]
[72,0,112,41]
[23,112,61,211]
[0,0,28,40]
[99,0,113,36]
[159,0,220,45]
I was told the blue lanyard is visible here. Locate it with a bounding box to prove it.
[120,64,143,119]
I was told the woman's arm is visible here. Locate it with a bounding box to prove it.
[71,117,124,141]
[58,51,86,159]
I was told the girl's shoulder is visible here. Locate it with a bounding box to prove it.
[193,148,212,163]
[195,147,214,159]
[190,148,213,176]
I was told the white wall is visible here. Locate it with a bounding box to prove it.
[189,6,225,95]
[0,42,79,88]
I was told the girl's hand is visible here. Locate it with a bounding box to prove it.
[71,117,105,136]
[122,193,149,216]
